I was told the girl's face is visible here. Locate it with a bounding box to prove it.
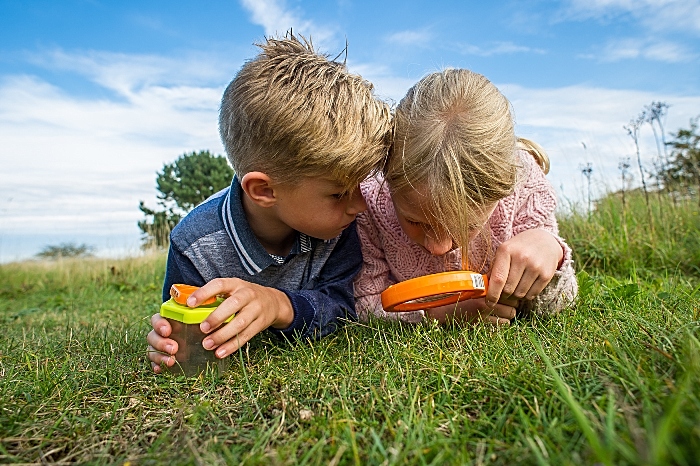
[391,187,496,256]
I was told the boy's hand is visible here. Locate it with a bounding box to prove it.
[147,314,178,373]
[425,297,517,326]
[486,229,563,306]
[189,278,295,358]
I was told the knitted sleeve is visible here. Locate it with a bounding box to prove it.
[512,151,560,236]
[353,210,392,320]
[353,180,426,323]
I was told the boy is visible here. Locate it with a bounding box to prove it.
[147,33,392,373]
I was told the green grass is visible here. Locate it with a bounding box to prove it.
[1,192,699,465]
[560,189,700,278]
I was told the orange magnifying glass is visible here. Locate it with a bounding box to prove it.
[380,271,489,312]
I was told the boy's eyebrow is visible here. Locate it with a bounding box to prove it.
[326,180,351,194]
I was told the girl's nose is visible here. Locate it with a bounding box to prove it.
[423,233,453,256]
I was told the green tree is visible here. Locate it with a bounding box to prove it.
[36,242,95,259]
[139,150,234,248]
[663,116,700,198]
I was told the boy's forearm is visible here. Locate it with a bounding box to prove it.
[272,275,358,340]
[266,225,362,340]
[268,288,295,330]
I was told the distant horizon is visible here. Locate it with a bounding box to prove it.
[2,0,699,262]
[0,231,143,264]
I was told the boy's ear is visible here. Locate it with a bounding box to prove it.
[240,172,277,207]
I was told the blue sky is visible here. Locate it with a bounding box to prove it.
[1,0,699,262]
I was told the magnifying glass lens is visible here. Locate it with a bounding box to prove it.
[381,271,488,312]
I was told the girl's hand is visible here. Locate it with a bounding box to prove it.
[486,229,563,305]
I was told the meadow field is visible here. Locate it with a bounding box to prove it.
[0,191,698,465]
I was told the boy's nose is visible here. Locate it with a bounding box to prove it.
[346,187,367,215]
[423,234,453,256]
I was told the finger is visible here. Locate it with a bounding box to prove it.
[200,288,252,334]
[212,328,257,358]
[188,277,242,307]
[522,264,556,300]
[508,268,538,300]
[147,344,176,367]
[480,314,511,326]
[204,310,267,357]
[150,361,161,374]
[147,324,176,353]
[498,296,520,308]
[524,276,549,300]
[475,304,515,321]
[147,329,178,355]
[502,256,527,299]
[487,249,511,305]
[494,316,511,326]
[485,303,517,320]
[150,313,172,337]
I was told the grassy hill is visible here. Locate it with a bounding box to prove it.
[1,191,698,465]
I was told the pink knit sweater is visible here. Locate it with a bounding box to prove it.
[354,149,578,323]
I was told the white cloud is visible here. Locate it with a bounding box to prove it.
[562,0,700,35]
[27,49,232,98]
[0,51,228,261]
[643,40,696,62]
[500,84,700,206]
[348,62,416,103]
[583,37,696,62]
[239,0,336,49]
[386,30,432,46]
[458,41,546,57]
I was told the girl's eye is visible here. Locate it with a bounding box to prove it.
[407,219,424,226]
[331,193,345,200]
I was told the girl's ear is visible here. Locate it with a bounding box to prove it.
[240,172,277,207]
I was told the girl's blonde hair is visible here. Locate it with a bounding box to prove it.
[386,68,520,262]
[517,137,550,174]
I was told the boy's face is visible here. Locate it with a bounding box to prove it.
[392,186,496,256]
[273,177,367,240]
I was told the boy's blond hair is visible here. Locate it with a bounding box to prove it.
[219,33,393,193]
[387,68,526,262]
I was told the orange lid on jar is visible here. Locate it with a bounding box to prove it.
[170,284,216,306]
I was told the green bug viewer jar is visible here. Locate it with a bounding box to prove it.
[159,298,231,377]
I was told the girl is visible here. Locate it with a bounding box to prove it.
[354,69,577,325]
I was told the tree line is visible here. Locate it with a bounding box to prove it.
[138,150,233,248]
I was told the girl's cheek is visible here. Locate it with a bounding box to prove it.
[405,226,424,245]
